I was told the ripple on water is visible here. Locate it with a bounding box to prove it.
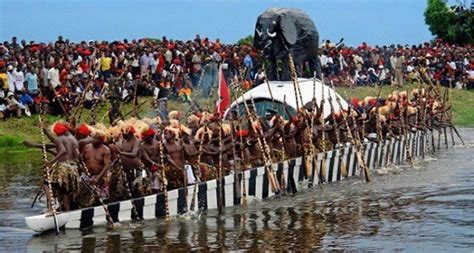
[1,128,474,251]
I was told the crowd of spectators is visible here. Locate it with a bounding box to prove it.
[319,39,473,89]
[0,35,258,120]
[0,35,472,120]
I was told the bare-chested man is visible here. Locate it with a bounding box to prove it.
[117,126,144,197]
[266,113,286,162]
[81,133,112,201]
[140,127,163,193]
[163,128,186,189]
[76,123,94,153]
[183,133,201,182]
[283,119,300,159]
[243,114,265,167]
[45,122,80,211]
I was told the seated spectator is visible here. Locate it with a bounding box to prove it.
[19,90,34,115]
[178,83,192,103]
[0,97,6,119]
[5,92,22,118]
[84,89,94,109]
[467,65,474,89]
[367,67,379,85]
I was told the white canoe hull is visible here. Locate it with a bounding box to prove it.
[25,213,69,233]
[25,131,433,233]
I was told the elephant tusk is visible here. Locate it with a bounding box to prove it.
[255,28,263,37]
[266,29,277,38]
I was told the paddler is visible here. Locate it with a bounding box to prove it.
[139,126,163,193]
[80,132,112,204]
[116,125,144,197]
[45,121,80,211]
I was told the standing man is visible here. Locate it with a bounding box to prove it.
[117,126,144,197]
[45,122,80,211]
[393,52,405,87]
[47,63,60,90]
[12,65,25,94]
[163,127,187,189]
[100,51,112,80]
[6,65,15,92]
[25,65,38,96]
[81,133,112,201]
[107,71,122,124]
[40,62,49,93]
[139,49,151,78]
[140,127,163,193]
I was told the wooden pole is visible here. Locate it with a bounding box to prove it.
[288,54,301,110]
[36,83,61,234]
[242,95,280,193]
[319,75,327,181]
[38,113,60,235]
[232,91,248,206]
[159,132,170,219]
[77,156,117,228]
[262,64,277,110]
[217,118,224,214]
[327,93,348,178]
[116,155,141,220]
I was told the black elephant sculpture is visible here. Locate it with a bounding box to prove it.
[254,8,321,81]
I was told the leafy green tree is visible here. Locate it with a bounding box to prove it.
[424,0,473,45]
[237,35,254,46]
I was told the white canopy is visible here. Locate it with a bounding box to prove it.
[226,78,349,118]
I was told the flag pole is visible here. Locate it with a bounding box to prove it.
[217,64,222,113]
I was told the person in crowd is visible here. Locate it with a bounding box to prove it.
[25,65,39,96]
[0,35,471,121]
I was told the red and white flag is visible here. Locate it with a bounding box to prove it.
[215,66,230,115]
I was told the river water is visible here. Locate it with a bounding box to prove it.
[0,129,473,252]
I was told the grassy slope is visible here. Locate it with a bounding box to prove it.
[0,84,472,151]
[334,83,474,127]
[0,90,216,151]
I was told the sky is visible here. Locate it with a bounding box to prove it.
[0,0,449,47]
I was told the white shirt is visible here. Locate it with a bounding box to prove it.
[150,57,158,74]
[448,61,456,70]
[48,68,60,88]
[7,72,15,92]
[72,55,83,66]
[165,50,172,63]
[467,70,474,80]
[41,67,49,87]
[131,59,139,67]
[327,56,334,65]
[13,69,25,91]
[85,90,94,101]
[320,54,328,67]
[338,54,347,70]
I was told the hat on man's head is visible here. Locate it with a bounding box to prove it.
[7,91,14,97]
[52,121,70,136]
[77,123,91,136]
[7,65,13,71]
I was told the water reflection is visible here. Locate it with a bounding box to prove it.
[2,129,474,251]
[25,183,472,252]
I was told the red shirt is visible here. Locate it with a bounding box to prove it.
[79,61,89,73]
[59,68,69,84]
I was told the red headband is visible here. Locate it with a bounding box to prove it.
[53,123,69,136]
[142,128,156,137]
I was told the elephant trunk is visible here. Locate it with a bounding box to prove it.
[264,40,273,50]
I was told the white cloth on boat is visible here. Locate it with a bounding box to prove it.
[185,164,196,184]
